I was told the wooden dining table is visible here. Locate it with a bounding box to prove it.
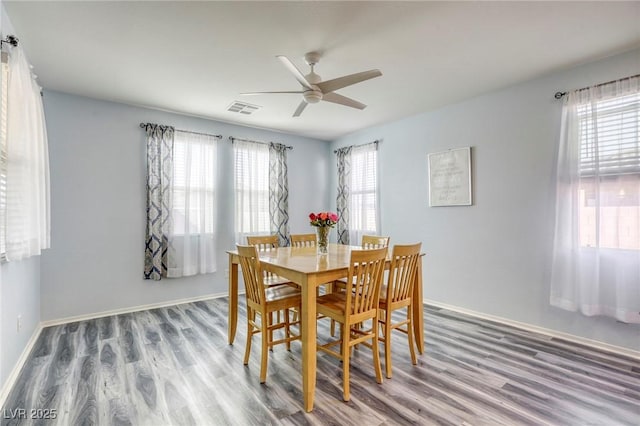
[226,243,424,412]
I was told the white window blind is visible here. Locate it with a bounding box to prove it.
[577,89,640,250]
[579,92,640,176]
[234,140,270,242]
[172,131,216,236]
[350,143,378,241]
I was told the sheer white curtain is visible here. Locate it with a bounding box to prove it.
[234,140,270,244]
[3,45,50,261]
[167,131,217,277]
[349,143,379,244]
[550,76,640,323]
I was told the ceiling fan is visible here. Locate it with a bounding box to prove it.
[241,51,382,117]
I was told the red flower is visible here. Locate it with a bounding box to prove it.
[309,211,338,228]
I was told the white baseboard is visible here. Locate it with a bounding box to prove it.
[425,299,640,360]
[0,323,43,408]
[41,292,228,328]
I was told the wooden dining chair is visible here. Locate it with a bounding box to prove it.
[316,246,388,401]
[333,235,390,288]
[237,245,301,383]
[330,235,391,335]
[290,233,316,247]
[378,243,421,378]
[290,232,332,305]
[246,234,290,286]
[246,234,293,333]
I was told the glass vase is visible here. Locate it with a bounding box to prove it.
[316,226,329,255]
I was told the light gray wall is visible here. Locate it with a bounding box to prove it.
[330,48,640,351]
[0,0,42,391]
[41,91,329,321]
[0,258,41,389]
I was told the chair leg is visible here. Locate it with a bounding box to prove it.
[269,312,274,352]
[244,308,253,365]
[260,312,269,383]
[407,305,417,365]
[331,319,337,337]
[384,310,393,379]
[342,322,350,401]
[373,316,383,384]
[285,308,291,351]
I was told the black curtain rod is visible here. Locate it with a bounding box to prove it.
[333,140,379,154]
[228,136,293,150]
[554,73,640,99]
[139,122,222,139]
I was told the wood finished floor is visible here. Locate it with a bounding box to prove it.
[1,298,639,425]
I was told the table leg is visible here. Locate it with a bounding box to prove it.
[228,256,239,345]
[301,277,317,412]
[412,257,424,354]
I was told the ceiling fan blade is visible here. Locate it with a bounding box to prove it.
[240,91,304,95]
[277,55,314,90]
[293,100,308,117]
[317,69,382,94]
[322,92,366,110]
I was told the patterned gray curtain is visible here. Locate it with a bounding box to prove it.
[143,124,175,280]
[336,146,352,245]
[269,142,290,246]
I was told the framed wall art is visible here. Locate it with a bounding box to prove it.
[428,147,472,207]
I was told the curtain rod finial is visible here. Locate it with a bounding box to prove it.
[554,91,566,100]
[0,35,18,48]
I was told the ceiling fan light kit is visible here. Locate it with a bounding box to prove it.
[241,51,382,117]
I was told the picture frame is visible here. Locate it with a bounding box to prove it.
[428,147,472,207]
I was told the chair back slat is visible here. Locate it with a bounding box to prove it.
[386,243,422,304]
[290,233,316,247]
[361,235,390,249]
[237,245,265,307]
[346,247,388,315]
[247,235,279,279]
[247,235,279,251]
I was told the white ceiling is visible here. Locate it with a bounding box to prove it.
[4,1,640,141]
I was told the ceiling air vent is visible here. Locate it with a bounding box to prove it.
[227,101,261,115]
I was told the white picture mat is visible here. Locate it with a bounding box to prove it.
[428,147,472,206]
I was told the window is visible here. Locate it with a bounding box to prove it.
[144,126,218,279]
[577,91,640,250]
[550,76,639,323]
[172,131,216,236]
[0,45,49,262]
[350,143,379,239]
[234,140,270,241]
[336,142,380,245]
[351,144,378,233]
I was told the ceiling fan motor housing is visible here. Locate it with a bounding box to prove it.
[303,89,323,104]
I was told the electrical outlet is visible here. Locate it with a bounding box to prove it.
[225,269,229,279]
[17,315,22,332]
